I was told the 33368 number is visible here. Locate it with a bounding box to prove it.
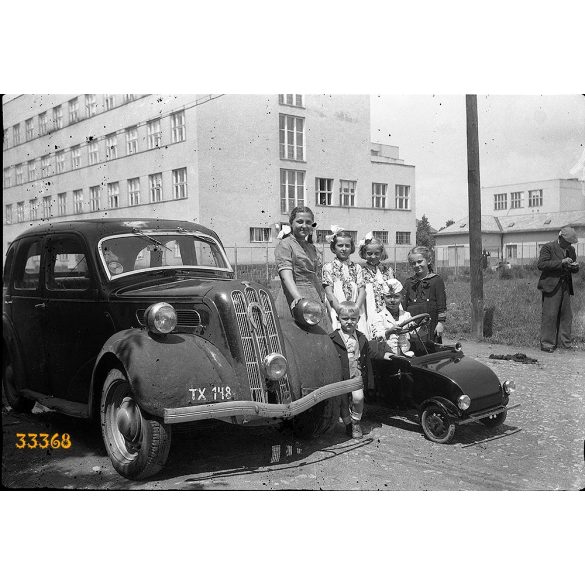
[15,433,72,449]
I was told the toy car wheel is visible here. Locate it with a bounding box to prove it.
[100,368,172,480]
[292,397,340,439]
[421,404,456,443]
[481,410,507,428]
[2,352,35,413]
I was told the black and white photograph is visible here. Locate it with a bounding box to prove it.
[1,2,583,583]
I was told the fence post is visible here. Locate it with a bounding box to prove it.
[266,245,269,285]
[394,246,397,274]
[234,243,238,279]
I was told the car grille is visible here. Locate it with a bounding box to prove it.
[231,287,292,404]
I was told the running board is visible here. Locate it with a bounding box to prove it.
[19,389,90,419]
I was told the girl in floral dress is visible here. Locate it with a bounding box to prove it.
[358,233,396,339]
[322,227,367,334]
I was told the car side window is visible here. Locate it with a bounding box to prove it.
[46,236,91,291]
[13,239,42,291]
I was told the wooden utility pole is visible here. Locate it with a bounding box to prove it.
[465,95,484,338]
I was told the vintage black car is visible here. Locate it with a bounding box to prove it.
[370,313,519,443]
[2,219,360,479]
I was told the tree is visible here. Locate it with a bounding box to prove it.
[416,214,435,248]
[445,219,455,227]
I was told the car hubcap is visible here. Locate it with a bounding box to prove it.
[116,397,142,443]
[428,412,447,437]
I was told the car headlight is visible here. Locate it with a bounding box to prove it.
[145,302,177,334]
[503,380,515,394]
[457,394,471,410]
[293,298,322,326]
[263,353,288,380]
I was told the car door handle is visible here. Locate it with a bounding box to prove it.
[34,302,47,310]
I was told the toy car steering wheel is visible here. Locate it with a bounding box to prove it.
[389,313,431,335]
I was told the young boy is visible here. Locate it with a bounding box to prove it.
[372,279,414,358]
[329,301,371,439]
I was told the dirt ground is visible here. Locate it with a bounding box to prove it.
[2,338,583,491]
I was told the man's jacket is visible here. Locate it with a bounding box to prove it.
[329,329,372,389]
[537,239,578,295]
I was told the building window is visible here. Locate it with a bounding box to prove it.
[3,167,11,188]
[128,178,141,206]
[57,193,67,216]
[250,228,272,243]
[280,169,305,213]
[126,126,138,154]
[105,134,118,159]
[494,193,507,210]
[13,124,21,146]
[39,112,48,135]
[3,128,8,149]
[89,186,101,211]
[316,229,332,244]
[510,191,523,209]
[395,185,410,210]
[396,231,411,245]
[104,94,115,110]
[149,173,163,202]
[315,178,333,206]
[88,140,99,165]
[25,118,34,141]
[28,160,36,182]
[55,150,65,173]
[172,168,188,199]
[5,204,13,225]
[71,145,81,168]
[42,196,52,219]
[73,189,83,214]
[107,182,120,208]
[124,94,136,103]
[15,164,24,185]
[171,110,186,143]
[41,155,51,177]
[147,119,162,149]
[17,202,25,222]
[372,183,387,208]
[85,94,97,117]
[340,179,356,207]
[528,189,543,207]
[279,114,304,160]
[279,94,304,107]
[372,230,389,244]
[30,198,38,221]
[53,105,63,129]
[68,98,79,123]
[506,244,518,259]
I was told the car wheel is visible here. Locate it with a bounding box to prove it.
[2,353,35,413]
[421,404,456,444]
[292,397,341,439]
[100,368,172,480]
[481,410,507,428]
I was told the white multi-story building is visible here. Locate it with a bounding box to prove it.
[3,94,416,262]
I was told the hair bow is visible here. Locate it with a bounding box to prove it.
[358,231,374,248]
[276,224,292,239]
[325,224,345,243]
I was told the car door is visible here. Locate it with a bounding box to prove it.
[43,233,115,402]
[9,236,48,393]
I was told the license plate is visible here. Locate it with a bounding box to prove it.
[188,386,233,402]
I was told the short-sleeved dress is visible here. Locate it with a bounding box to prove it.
[402,272,447,342]
[274,235,332,330]
[322,257,367,334]
[361,262,395,338]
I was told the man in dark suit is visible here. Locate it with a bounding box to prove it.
[329,302,371,438]
[537,226,580,352]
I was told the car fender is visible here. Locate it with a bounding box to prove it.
[90,329,243,418]
[418,396,460,420]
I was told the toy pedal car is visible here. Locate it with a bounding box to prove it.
[369,313,519,443]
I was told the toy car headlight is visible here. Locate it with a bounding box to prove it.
[503,380,515,394]
[457,394,471,410]
[293,298,322,326]
[263,353,288,380]
[145,302,177,334]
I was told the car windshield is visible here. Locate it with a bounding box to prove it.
[98,231,231,279]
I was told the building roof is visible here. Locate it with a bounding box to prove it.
[435,210,585,238]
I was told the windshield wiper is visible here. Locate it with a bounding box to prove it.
[132,228,173,252]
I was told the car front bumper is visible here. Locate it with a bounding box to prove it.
[163,376,363,424]
[457,402,521,425]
